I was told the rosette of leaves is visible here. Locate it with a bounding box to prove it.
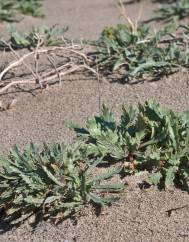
[146,107,189,190]
[0,0,44,22]
[70,100,189,190]
[0,25,69,50]
[18,0,44,18]
[0,0,20,22]
[95,23,189,82]
[0,142,124,225]
[126,0,189,23]
[149,0,189,23]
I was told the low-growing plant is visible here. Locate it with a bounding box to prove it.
[0,25,69,50]
[149,0,189,23]
[94,22,189,82]
[0,142,124,225]
[124,0,189,23]
[0,0,21,22]
[0,0,44,22]
[18,0,44,18]
[1,100,189,226]
[70,100,189,190]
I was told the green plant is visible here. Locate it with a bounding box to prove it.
[0,0,44,22]
[0,0,21,22]
[70,100,189,190]
[124,0,189,23]
[0,25,69,50]
[0,142,124,225]
[18,0,44,18]
[1,100,189,226]
[149,0,189,23]
[94,23,189,82]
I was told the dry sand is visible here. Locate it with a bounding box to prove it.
[0,1,189,241]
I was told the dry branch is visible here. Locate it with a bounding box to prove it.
[0,43,96,94]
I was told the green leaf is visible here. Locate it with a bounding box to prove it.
[42,165,65,188]
[89,193,119,206]
[131,61,171,76]
[148,172,162,185]
[113,59,124,71]
[165,166,178,188]
[88,166,122,183]
[94,183,125,192]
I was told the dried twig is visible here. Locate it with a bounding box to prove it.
[0,64,96,94]
[2,40,37,80]
[117,0,137,32]
[46,54,62,84]
[34,35,44,85]
[0,43,96,94]
[0,46,91,81]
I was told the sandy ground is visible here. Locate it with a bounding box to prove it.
[0,1,189,242]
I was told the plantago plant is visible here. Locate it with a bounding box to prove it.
[0,25,69,50]
[0,142,124,225]
[124,0,189,23]
[150,0,189,23]
[94,23,189,82]
[71,100,189,190]
[0,0,44,22]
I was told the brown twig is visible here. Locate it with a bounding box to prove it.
[46,53,62,84]
[117,0,137,33]
[34,35,44,86]
[0,64,96,94]
[96,65,101,114]
[2,40,37,80]
[0,42,97,94]
[0,46,92,81]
